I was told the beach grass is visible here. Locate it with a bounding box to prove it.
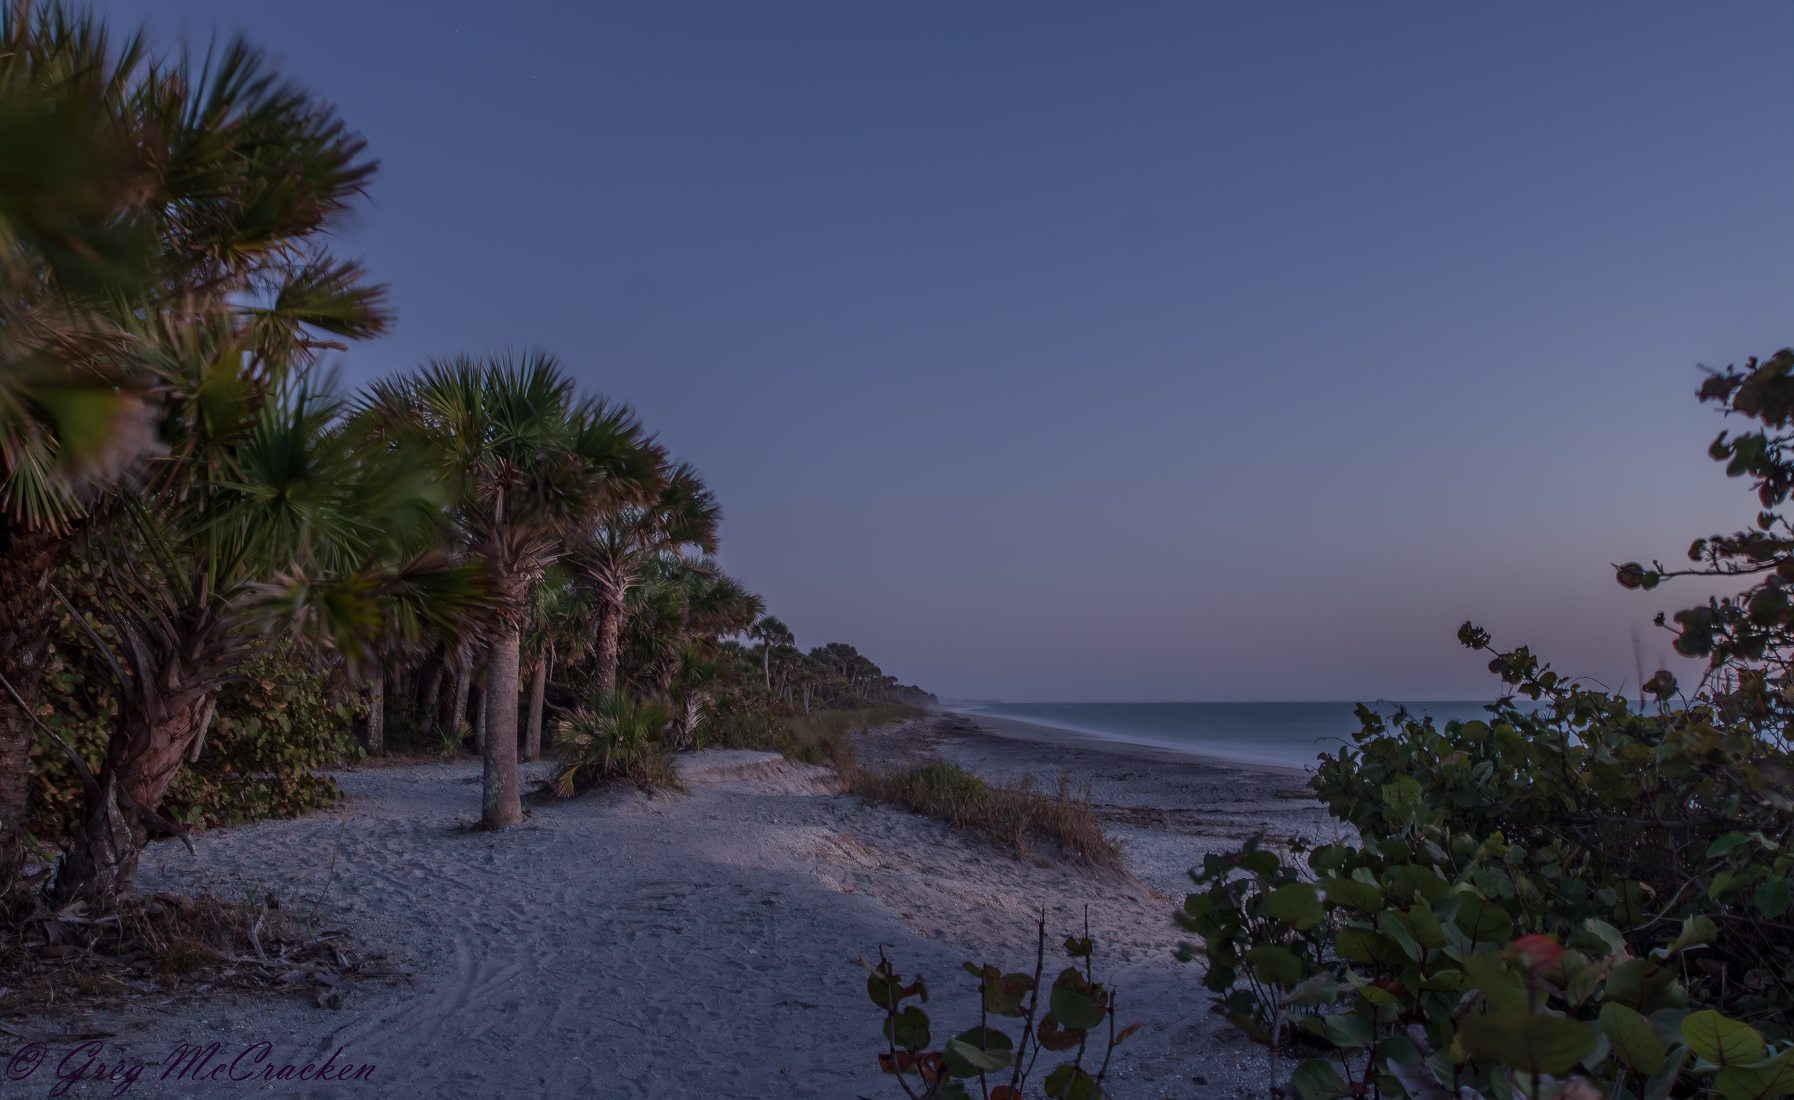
[716,703,926,769]
[848,759,1123,871]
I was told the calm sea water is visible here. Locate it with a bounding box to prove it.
[955,700,1503,771]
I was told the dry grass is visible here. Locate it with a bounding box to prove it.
[848,759,1123,872]
[718,704,926,770]
[0,890,381,1016]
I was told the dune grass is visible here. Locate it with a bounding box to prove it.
[848,759,1123,872]
[714,703,926,770]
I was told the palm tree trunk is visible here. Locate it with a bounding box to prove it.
[473,672,488,752]
[56,690,207,904]
[594,594,623,700]
[420,661,444,726]
[449,665,470,744]
[524,645,550,762]
[762,644,771,693]
[0,523,63,891]
[481,625,524,829]
[367,669,385,756]
[56,771,141,905]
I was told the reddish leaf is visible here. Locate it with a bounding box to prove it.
[1511,934,1562,971]
[877,1051,944,1076]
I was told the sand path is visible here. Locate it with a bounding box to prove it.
[23,744,1280,1098]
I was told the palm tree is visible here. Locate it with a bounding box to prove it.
[364,355,657,828]
[751,615,795,694]
[520,569,589,761]
[53,350,483,902]
[570,460,719,700]
[2,4,388,894]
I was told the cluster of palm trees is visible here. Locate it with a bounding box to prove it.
[746,627,924,714]
[0,1,928,913]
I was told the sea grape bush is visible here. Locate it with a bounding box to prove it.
[865,917,1139,1099]
[1181,350,1794,1099]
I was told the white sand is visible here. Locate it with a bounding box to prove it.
[13,717,1334,1098]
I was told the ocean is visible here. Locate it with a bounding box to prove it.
[954,700,1504,771]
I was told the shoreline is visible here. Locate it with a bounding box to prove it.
[934,707,1316,779]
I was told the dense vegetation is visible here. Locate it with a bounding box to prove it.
[0,1,930,916]
[1179,352,1794,1100]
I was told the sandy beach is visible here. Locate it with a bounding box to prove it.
[10,714,1334,1099]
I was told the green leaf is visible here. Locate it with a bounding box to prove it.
[1287,972,1344,1007]
[1321,877,1382,913]
[1680,1011,1764,1069]
[1465,951,1528,1014]
[1706,832,1753,859]
[1661,914,1718,957]
[1715,1049,1794,1100]
[1396,904,1451,950]
[1049,980,1106,1031]
[944,1028,1015,1078]
[1755,877,1791,920]
[1452,893,1513,944]
[1335,926,1405,966]
[1604,958,1685,1014]
[1574,918,1626,957]
[1043,1064,1102,1100]
[1266,883,1325,930]
[1600,1002,1666,1075]
[884,1005,930,1051]
[1382,913,1423,962]
[982,972,1034,1017]
[1457,1012,1597,1075]
[1290,1059,1351,1100]
[1324,1011,1374,1050]
[1388,864,1453,904]
[1245,944,1307,988]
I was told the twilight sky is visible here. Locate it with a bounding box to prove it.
[109,1,1792,702]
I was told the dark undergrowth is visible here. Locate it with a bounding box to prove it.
[0,891,381,1016]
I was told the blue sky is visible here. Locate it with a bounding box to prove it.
[108,1,1793,701]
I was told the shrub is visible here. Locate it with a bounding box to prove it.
[1180,351,1794,1099]
[29,644,359,842]
[549,694,679,795]
[864,916,1140,1099]
[852,761,1122,872]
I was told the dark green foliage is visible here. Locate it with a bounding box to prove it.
[30,645,358,840]
[865,917,1139,1099]
[1183,352,1794,1098]
[549,693,680,796]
